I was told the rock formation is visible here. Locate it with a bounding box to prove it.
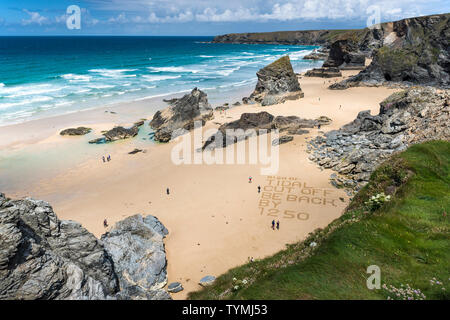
[307,87,450,191]
[0,194,171,300]
[149,88,213,143]
[330,14,450,89]
[60,127,92,136]
[101,215,170,300]
[305,67,342,78]
[89,125,140,144]
[250,56,304,106]
[303,48,329,60]
[203,112,325,149]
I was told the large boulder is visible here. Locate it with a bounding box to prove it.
[323,39,366,70]
[88,125,140,144]
[150,88,213,142]
[305,67,342,78]
[101,215,170,300]
[0,194,118,300]
[250,56,304,106]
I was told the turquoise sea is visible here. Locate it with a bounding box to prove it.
[0,36,322,126]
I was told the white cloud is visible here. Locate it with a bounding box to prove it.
[21,9,48,25]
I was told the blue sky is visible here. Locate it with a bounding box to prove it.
[0,0,448,36]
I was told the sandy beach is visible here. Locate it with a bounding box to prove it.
[0,69,399,298]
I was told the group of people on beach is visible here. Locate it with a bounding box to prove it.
[271,220,280,230]
[102,155,112,163]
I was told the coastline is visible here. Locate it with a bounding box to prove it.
[0,66,400,298]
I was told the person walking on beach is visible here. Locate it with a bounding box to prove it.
[257,185,261,193]
[318,124,321,130]
[103,219,108,228]
[166,188,170,195]
[249,176,252,183]
[276,221,280,230]
[271,220,275,230]
[102,156,105,163]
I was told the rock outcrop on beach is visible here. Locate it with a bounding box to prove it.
[101,215,170,300]
[303,48,329,60]
[203,111,324,149]
[322,39,366,70]
[250,56,304,106]
[0,194,171,300]
[307,87,450,191]
[150,88,213,143]
[60,127,92,136]
[330,14,450,89]
[89,125,140,144]
[0,194,118,299]
[305,67,342,78]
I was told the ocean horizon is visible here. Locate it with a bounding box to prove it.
[0,36,322,126]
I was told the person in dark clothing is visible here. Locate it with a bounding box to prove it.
[166,188,170,195]
[257,186,261,193]
[103,219,108,228]
[102,156,105,163]
[318,124,321,130]
[271,220,275,230]
[276,221,280,230]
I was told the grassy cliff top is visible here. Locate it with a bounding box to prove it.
[189,140,450,300]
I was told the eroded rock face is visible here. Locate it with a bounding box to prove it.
[307,87,450,191]
[331,14,450,89]
[0,194,118,300]
[0,195,172,300]
[250,56,304,106]
[150,88,213,142]
[60,127,92,136]
[101,215,170,300]
[323,39,366,70]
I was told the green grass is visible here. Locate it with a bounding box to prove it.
[189,141,450,300]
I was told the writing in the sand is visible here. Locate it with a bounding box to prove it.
[258,176,340,220]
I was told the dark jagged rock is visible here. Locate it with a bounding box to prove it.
[89,125,140,144]
[331,14,450,89]
[101,215,170,300]
[202,112,324,150]
[0,194,172,300]
[307,87,450,191]
[305,67,342,78]
[60,127,92,136]
[128,148,143,155]
[149,88,213,143]
[250,56,304,106]
[272,135,294,146]
[133,120,145,127]
[323,39,366,70]
[0,194,119,300]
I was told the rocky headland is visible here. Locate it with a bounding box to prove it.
[0,193,170,300]
[307,87,450,192]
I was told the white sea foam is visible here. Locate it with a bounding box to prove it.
[289,50,311,61]
[147,66,200,74]
[88,69,137,78]
[142,75,181,82]
[61,74,92,82]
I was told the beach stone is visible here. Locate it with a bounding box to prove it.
[60,127,92,136]
[128,148,143,155]
[272,135,294,146]
[150,88,213,143]
[249,55,304,106]
[199,275,216,287]
[167,282,183,293]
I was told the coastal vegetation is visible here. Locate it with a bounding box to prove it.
[189,141,450,300]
